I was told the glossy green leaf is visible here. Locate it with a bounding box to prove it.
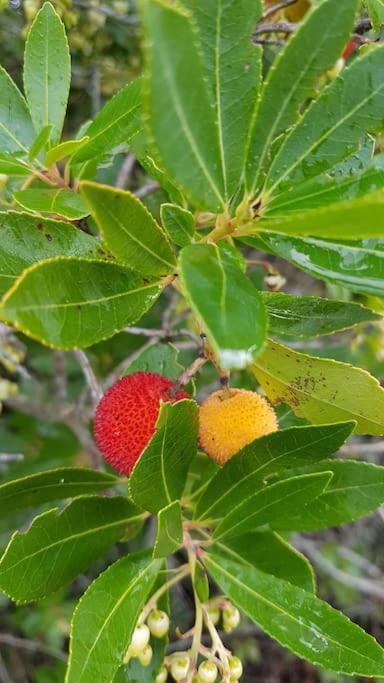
[72,79,142,164]
[213,472,332,539]
[160,203,195,247]
[28,124,53,162]
[80,182,175,276]
[212,531,315,592]
[276,460,384,531]
[124,342,183,380]
[0,257,163,349]
[366,0,384,30]
[204,553,384,676]
[263,162,384,215]
[141,0,225,211]
[246,232,384,297]
[45,136,90,167]
[24,3,70,142]
[257,191,384,239]
[130,130,185,206]
[179,243,267,370]
[0,66,35,154]
[252,339,384,435]
[0,212,99,297]
[195,422,355,521]
[0,496,143,603]
[265,46,384,195]
[14,189,89,220]
[129,400,198,513]
[66,551,161,683]
[0,467,120,517]
[0,154,30,176]
[262,292,380,338]
[153,500,183,558]
[114,574,169,683]
[246,0,358,195]
[184,0,262,197]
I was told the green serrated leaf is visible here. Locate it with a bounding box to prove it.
[124,342,183,380]
[265,45,384,196]
[0,496,143,603]
[252,339,384,435]
[129,400,198,513]
[276,459,384,531]
[141,0,225,211]
[160,203,195,247]
[72,79,142,164]
[14,189,89,220]
[0,467,120,517]
[0,66,35,154]
[212,532,315,593]
[80,181,176,276]
[28,124,53,162]
[244,233,384,298]
[204,553,384,676]
[45,136,90,167]
[0,212,99,297]
[179,243,267,370]
[24,2,70,142]
[246,0,358,195]
[213,471,332,539]
[184,0,263,197]
[0,257,163,349]
[0,153,30,176]
[262,292,381,338]
[195,422,355,522]
[66,551,161,683]
[256,191,384,240]
[153,500,183,558]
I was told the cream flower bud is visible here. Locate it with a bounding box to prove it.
[129,623,150,655]
[229,656,243,680]
[222,605,240,633]
[198,660,218,683]
[147,609,170,639]
[139,644,153,667]
[206,605,221,626]
[170,655,190,681]
[155,665,168,683]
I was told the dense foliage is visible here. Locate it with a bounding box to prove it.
[1,0,384,681]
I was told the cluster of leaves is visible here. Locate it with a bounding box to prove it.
[1,0,384,681]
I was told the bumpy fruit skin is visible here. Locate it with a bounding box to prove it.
[94,372,188,475]
[199,389,278,465]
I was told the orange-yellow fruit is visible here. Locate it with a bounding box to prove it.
[199,389,278,465]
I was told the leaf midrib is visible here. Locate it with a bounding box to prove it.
[205,554,384,670]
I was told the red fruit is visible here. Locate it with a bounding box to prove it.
[94,371,189,476]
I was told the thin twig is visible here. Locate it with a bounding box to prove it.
[0,633,67,663]
[254,20,296,35]
[116,153,135,189]
[73,350,103,405]
[296,538,384,600]
[134,181,160,199]
[262,0,298,19]
[104,338,159,389]
[53,351,68,402]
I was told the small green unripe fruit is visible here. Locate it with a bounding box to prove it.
[229,656,243,680]
[130,623,150,656]
[139,644,153,667]
[198,660,218,683]
[206,604,221,626]
[223,605,240,633]
[155,665,168,683]
[147,609,170,638]
[170,655,190,681]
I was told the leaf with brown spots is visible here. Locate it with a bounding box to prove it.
[252,339,384,435]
